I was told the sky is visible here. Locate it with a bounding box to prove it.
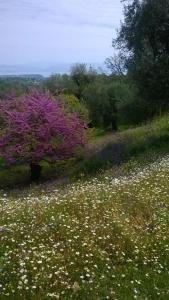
[0,0,123,66]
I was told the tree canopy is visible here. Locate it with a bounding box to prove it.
[0,90,87,167]
[114,0,169,117]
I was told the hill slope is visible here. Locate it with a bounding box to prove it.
[0,153,169,299]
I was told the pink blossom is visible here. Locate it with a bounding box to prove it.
[0,89,87,165]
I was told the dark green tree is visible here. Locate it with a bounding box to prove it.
[70,64,97,99]
[43,74,77,96]
[83,82,118,130]
[114,0,169,117]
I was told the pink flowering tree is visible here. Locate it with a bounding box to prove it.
[0,90,87,182]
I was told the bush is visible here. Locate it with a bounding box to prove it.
[59,94,89,122]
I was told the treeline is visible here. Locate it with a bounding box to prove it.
[0,66,140,130]
[0,76,43,98]
[1,0,169,130]
[43,65,141,130]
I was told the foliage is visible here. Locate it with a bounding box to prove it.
[59,94,89,122]
[0,76,43,99]
[43,66,142,128]
[0,89,87,166]
[82,82,117,129]
[105,52,126,77]
[114,0,169,117]
[82,79,141,128]
[43,73,77,96]
[70,63,97,99]
[114,80,146,125]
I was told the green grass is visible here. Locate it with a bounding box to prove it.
[1,113,169,189]
[0,156,169,299]
[71,114,169,178]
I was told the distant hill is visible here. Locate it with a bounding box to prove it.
[0,63,107,77]
[0,74,44,80]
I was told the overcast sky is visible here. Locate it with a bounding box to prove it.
[0,0,123,65]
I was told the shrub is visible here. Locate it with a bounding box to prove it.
[59,94,89,122]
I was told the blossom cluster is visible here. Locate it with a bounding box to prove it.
[0,89,87,165]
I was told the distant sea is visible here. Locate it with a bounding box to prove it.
[0,63,107,78]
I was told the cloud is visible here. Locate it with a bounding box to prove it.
[0,0,123,65]
[0,0,122,28]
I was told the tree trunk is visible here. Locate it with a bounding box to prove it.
[111,118,117,131]
[30,163,42,183]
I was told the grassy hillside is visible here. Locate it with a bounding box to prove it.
[1,113,169,189]
[77,114,169,176]
[0,115,169,299]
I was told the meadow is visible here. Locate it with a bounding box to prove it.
[1,115,169,299]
